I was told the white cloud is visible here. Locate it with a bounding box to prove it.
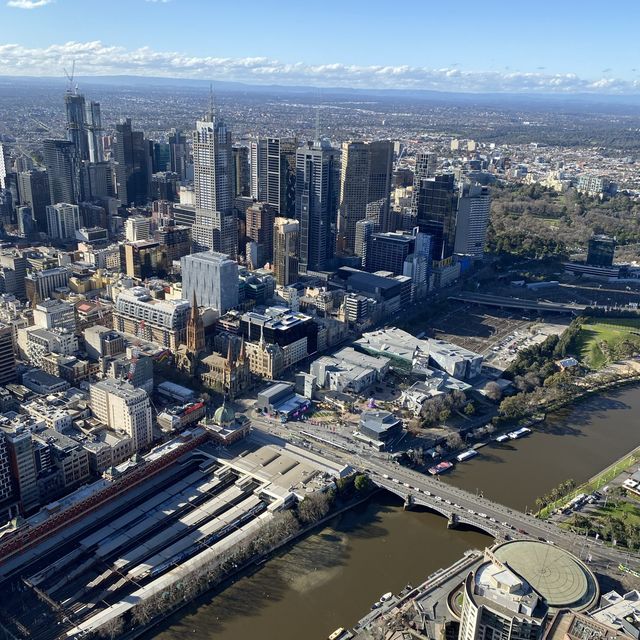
[0,40,638,94]
[6,0,53,8]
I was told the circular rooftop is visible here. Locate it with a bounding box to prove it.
[492,541,599,612]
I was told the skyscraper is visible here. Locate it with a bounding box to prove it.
[0,324,16,386]
[365,231,414,275]
[354,219,375,267]
[295,140,339,274]
[273,217,299,286]
[193,110,233,214]
[338,140,393,252]
[85,100,104,163]
[454,183,491,258]
[65,92,90,161]
[266,138,297,215]
[416,173,458,263]
[114,118,152,206]
[250,139,267,201]
[245,201,275,267]
[43,139,80,205]
[0,144,8,189]
[411,151,437,210]
[17,170,50,233]
[169,129,189,181]
[181,251,239,313]
[232,145,250,198]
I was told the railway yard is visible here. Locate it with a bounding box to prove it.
[0,434,347,640]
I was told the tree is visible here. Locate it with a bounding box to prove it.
[485,382,503,402]
[439,409,451,423]
[354,474,370,492]
[463,402,475,416]
[445,432,463,450]
[297,491,334,525]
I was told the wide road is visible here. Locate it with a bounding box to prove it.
[250,423,637,572]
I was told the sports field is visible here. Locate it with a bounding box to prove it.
[574,317,640,369]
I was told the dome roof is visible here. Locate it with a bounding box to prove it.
[213,398,235,426]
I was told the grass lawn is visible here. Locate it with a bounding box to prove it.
[596,498,640,528]
[572,317,640,369]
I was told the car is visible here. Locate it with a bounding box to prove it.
[382,474,390,479]
[444,499,452,505]
[435,496,442,501]
[517,528,527,534]
[424,490,431,496]
[468,509,475,514]
[478,513,487,518]
[403,483,411,488]
[392,478,399,484]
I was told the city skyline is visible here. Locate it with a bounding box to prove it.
[2,0,640,94]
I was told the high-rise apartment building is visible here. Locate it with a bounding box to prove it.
[416,173,458,263]
[125,216,151,242]
[338,140,393,252]
[90,379,153,451]
[250,139,267,201]
[454,183,491,259]
[17,170,50,233]
[46,203,81,241]
[85,100,104,163]
[295,140,339,274]
[114,118,152,206]
[181,251,239,313]
[65,92,90,161]
[273,217,299,286]
[43,139,80,205]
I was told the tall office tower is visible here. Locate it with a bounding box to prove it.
[125,216,151,242]
[152,142,171,173]
[17,170,50,233]
[458,554,548,640]
[17,206,35,238]
[181,251,239,313]
[3,428,39,514]
[46,203,81,241]
[354,219,375,267]
[84,161,114,200]
[403,227,432,300]
[266,138,297,215]
[416,173,458,263]
[65,91,90,161]
[273,217,300,286]
[338,140,393,252]
[250,139,267,200]
[193,110,233,214]
[295,140,339,274]
[365,231,414,275]
[454,183,491,258]
[169,129,188,181]
[191,208,237,257]
[245,202,275,267]
[114,118,152,207]
[0,144,8,189]
[90,379,153,451]
[84,100,104,163]
[411,152,437,210]
[0,324,16,386]
[232,145,251,198]
[43,139,80,205]
[14,155,33,173]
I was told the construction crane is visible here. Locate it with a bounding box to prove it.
[63,60,77,94]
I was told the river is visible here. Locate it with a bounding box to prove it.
[150,385,640,640]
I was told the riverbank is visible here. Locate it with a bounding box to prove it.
[122,489,380,640]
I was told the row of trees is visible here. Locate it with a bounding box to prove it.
[534,478,577,511]
[96,490,339,639]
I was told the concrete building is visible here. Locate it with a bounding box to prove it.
[25,266,70,302]
[366,231,414,275]
[33,299,76,332]
[454,183,491,259]
[26,328,78,366]
[311,347,390,393]
[0,423,39,514]
[245,202,275,267]
[46,203,81,241]
[17,170,50,233]
[273,217,299,286]
[354,218,375,266]
[113,286,190,350]
[459,551,548,640]
[125,216,151,242]
[181,251,239,314]
[0,250,27,299]
[90,378,153,451]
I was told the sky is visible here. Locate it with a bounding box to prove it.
[1,0,639,94]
